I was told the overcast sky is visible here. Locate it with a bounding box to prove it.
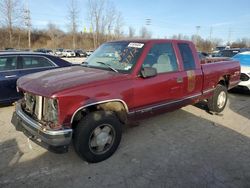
[28,0,250,43]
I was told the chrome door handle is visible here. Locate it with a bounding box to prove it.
[176,77,183,83]
[5,75,17,78]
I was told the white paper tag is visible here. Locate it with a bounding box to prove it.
[128,43,144,48]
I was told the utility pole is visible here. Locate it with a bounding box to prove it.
[227,28,232,46]
[24,0,31,49]
[196,26,201,35]
[145,18,151,26]
[209,26,213,52]
[209,26,213,41]
[195,26,201,46]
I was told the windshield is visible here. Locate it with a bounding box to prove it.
[86,41,144,73]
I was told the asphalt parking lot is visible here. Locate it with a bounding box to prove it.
[0,90,249,188]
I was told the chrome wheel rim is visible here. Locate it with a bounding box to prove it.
[217,91,226,109]
[89,124,115,154]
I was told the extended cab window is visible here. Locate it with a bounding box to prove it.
[21,56,54,69]
[142,43,178,73]
[0,56,17,71]
[178,43,196,70]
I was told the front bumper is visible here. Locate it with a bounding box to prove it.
[11,102,73,147]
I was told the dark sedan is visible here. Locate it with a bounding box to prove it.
[0,52,72,104]
[74,49,87,57]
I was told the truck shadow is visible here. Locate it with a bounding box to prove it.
[1,109,250,187]
[193,90,250,120]
[193,101,211,114]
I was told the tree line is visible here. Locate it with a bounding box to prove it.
[0,0,249,52]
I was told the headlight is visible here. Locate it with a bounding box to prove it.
[24,93,36,114]
[43,98,58,125]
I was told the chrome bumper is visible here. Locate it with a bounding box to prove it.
[11,102,72,147]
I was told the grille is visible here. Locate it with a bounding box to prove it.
[21,93,58,129]
[22,93,43,120]
[240,73,249,81]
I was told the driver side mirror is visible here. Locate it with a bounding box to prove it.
[140,67,157,78]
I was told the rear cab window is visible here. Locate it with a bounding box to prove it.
[177,43,196,70]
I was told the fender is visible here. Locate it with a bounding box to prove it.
[70,99,129,124]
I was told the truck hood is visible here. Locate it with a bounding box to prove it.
[17,66,127,97]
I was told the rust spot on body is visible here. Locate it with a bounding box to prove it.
[187,70,196,92]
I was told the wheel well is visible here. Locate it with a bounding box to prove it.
[218,75,230,88]
[71,101,127,130]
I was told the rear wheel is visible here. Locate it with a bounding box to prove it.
[73,111,122,163]
[207,84,228,113]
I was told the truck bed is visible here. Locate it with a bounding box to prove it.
[201,60,240,93]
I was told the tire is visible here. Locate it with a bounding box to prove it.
[73,111,122,163]
[207,84,228,113]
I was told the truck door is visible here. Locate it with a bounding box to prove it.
[176,42,203,99]
[132,42,184,111]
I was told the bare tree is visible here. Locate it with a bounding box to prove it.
[128,26,135,38]
[88,0,124,47]
[139,26,151,39]
[88,0,105,48]
[171,33,190,40]
[231,38,250,48]
[0,0,21,47]
[104,1,116,41]
[114,11,124,39]
[68,0,79,49]
[47,23,63,49]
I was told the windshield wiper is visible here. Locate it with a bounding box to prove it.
[96,62,118,73]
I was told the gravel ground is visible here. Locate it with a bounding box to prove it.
[0,90,250,188]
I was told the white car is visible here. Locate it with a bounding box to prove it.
[54,48,64,57]
[239,66,250,90]
[232,51,250,91]
[86,50,94,56]
[62,49,75,57]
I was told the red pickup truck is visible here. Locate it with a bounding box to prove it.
[12,39,240,163]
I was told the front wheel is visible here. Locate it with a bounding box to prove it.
[73,111,122,163]
[207,85,228,113]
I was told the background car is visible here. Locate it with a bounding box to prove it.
[54,48,64,57]
[34,48,54,55]
[198,51,209,64]
[217,49,241,57]
[86,50,94,56]
[232,51,250,91]
[74,49,87,57]
[62,49,75,57]
[0,52,72,104]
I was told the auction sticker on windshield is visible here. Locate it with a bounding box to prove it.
[128,43,144,48]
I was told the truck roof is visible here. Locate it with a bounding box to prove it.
[108,39,192,44]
